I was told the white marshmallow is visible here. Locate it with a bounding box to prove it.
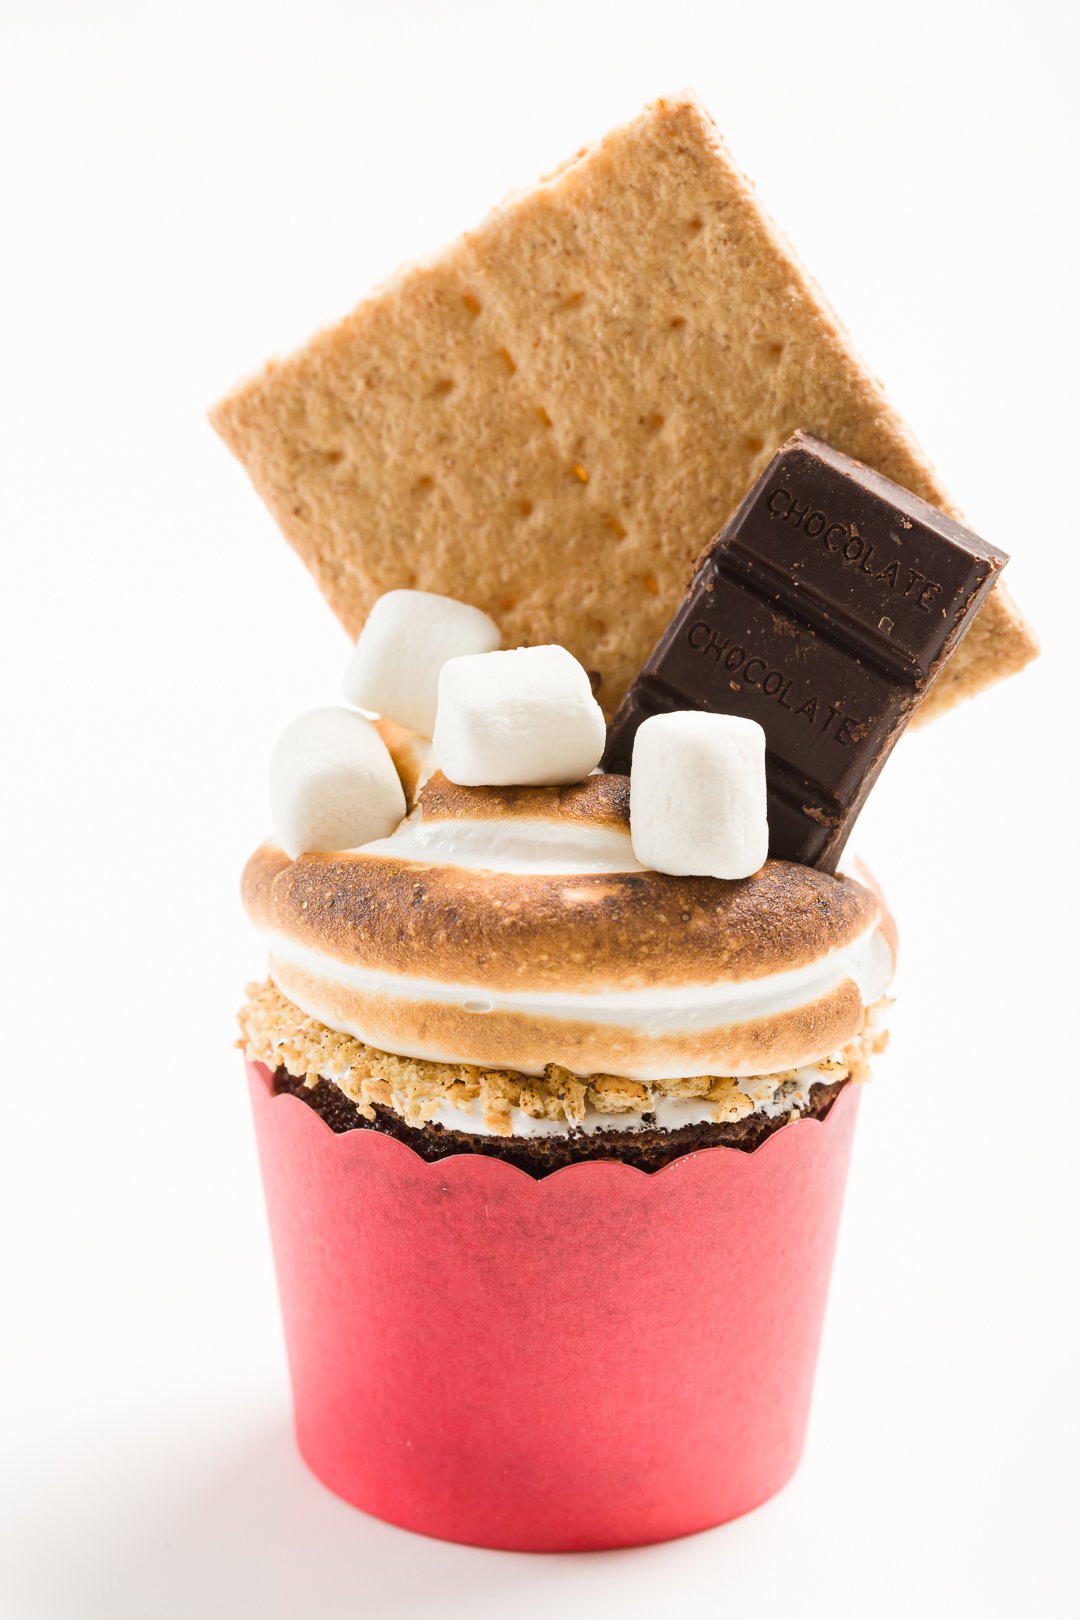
[343,590,500,737]
[433,645,606,787]
[629,712,769,880]
[270,708,406,860]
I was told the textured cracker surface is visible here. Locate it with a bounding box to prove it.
[211,93,1035,720]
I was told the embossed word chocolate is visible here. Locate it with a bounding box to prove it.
[604,433,1008,870]
[764,486,944,611]
[685,623,864,744]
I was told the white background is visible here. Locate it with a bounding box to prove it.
[3,2,1078,1616]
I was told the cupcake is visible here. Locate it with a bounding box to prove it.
[237,687,895,1548]
[215,93,1031,1551]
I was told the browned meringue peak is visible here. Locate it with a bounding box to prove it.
[373,717,431,809]
[243,773,896,1081]
[415,771,633,827]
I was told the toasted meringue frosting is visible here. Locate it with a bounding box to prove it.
[243,773,896,1080]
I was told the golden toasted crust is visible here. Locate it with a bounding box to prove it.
[417,770,630,827]
[210,92,1034,721]
[242,842,881,990]
[374,717,429,807]
[268,956,866,1078]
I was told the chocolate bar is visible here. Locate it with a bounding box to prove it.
[603,432,1008,870]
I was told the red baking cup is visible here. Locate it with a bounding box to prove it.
[247,1060,860,1551]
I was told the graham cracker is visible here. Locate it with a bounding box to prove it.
[211,92,1035,721]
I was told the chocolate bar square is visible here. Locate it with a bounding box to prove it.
[603,433,1008,870]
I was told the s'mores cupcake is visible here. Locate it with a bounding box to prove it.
[216,93,1032,1551]
[236,617,897,1550]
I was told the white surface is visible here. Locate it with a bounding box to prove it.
[434,645,606,784]
[1,2,1077,1616]
[343,590,501,738]
[269,706,405,857]
[630,712,769,878]
[356,811,647,873]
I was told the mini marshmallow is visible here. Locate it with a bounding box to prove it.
[270,707,406,860]
[629,712,769,880]
[343,589,501,737]
[433,645,606,787]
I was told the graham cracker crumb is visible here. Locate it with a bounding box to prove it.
[238,980,890,1135]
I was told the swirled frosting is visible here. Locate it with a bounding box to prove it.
[243,773,896,1080]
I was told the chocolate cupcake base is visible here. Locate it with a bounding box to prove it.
[272,1067,850,1176]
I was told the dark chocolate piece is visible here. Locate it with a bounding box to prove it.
[604,432,1008,870]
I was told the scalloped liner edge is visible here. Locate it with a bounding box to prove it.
[247,1060,857,1189]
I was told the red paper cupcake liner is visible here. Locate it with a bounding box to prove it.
[247,1059,860,1551]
